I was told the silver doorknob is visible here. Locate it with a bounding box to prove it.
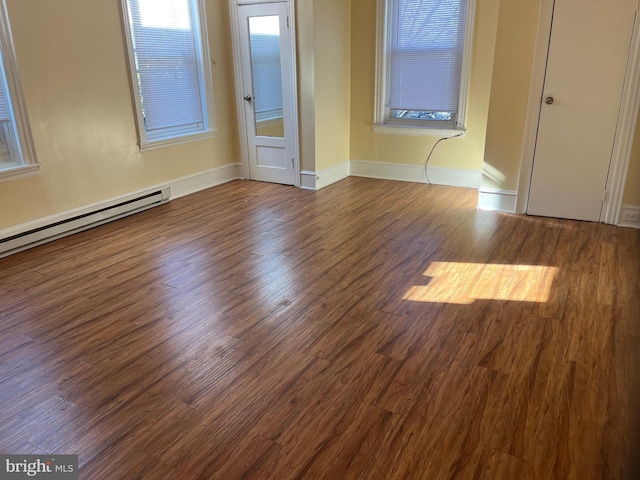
[544,96,554,105]
[244,95,252,102]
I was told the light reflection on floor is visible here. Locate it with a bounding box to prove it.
[403,262,559,305]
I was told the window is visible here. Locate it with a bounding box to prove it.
[374,0,475,136]
[249,16,283,124]
[121,0,216,151]
[0,0,38,181]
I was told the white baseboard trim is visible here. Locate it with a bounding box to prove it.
[477,188,518,213]
[300,161,351,190]
[300,170,317,190]
[0,162,243,248]
[169,163,244,199]
[618,204,640,229]
[317,161,350,190]
[350,159,481,189]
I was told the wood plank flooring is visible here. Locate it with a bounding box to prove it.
[1,177,638,479]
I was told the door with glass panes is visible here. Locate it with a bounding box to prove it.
[236,1,297,185]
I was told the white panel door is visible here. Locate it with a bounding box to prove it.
[238,2,296,185]
[528,0,637,221]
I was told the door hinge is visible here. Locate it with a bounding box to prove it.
[291,158,294,168]
[602,189,609,203]
[286,15,290,29]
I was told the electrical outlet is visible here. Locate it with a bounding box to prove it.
[621,211,640,223]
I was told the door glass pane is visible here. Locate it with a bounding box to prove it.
[248,15,284,138]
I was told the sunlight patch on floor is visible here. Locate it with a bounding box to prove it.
[403,262,559,305]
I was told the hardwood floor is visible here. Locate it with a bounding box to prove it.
[1,177,638,479]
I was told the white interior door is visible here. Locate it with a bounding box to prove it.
[528,0,637,222]
[237,2,297,185]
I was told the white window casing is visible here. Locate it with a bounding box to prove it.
[120,0,216,151]
[0,0,39,181]
[374,0,475,137]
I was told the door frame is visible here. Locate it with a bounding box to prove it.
[228,0,300,187]
[517,0,640,224]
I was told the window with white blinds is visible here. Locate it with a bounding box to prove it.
[375,0,474,134]
[0,70,10,123]
[0,53,18,170]
[121,0,216,149]
[249,32,283,121]
[0,1,39,179]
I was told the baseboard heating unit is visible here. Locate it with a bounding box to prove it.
[0,187,171,259]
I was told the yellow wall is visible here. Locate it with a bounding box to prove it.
[482,0,540,191]
[350,0,500,172]
[624,111,640,205]
[296,0,351,173]
[0,0,239,230]
[313,0,351,171]
[295,0,316,172]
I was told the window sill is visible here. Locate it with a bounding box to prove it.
[140,129,217,152]
[0,163,40,182]
[372,123,466,138]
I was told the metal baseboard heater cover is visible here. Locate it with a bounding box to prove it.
[0,187,171,259]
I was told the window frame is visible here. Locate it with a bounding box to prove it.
[373,0,476,137]
[0,0,39,182]
[120,0,217,152]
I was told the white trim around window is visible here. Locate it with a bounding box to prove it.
[0,0,39,182]
[373,0,475,137]
[120,0,217,152]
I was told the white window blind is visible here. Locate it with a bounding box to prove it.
[389,0,468,113]
[0,47,11,123]
[125,0,205,140]
[249,28,283,120]
[0,71,10,123]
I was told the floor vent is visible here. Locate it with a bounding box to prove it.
[0,187,171,258]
